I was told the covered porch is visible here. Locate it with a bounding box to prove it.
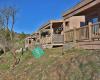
[63,0,100,49]
[39,20,64,48]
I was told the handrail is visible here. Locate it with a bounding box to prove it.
[76,25,88,30]
[65,29,74,33]
[65,25,88,33]
[91,22,100,26]
[52,34,64,43]
[40,36,51,44]
[65,22,100,42]
[65,22,100,33]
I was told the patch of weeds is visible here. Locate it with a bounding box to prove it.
[88,61,100,72]
[21,50,32,61]
[64,48,82,54]
[68,70,83,80]
[79,63,88,71]
[82,65,93,80]
[0,64,10,70]
[44,58,57,67]
[65,48,95,57]
[83,75,92,80]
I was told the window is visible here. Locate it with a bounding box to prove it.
[89,17,99,33]
[54,27,63,34]
[80,22,85,27]
[89,17,98,24]
[41,31,50,37]
[65,22,69,31]
[29,40,31,44]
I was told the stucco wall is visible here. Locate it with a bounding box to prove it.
[64,16,85,31]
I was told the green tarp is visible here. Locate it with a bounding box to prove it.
[32,47,45,59]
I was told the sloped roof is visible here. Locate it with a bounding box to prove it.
[38,20,63,30]
[63,0,95,17]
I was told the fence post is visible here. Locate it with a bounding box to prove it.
[63,21,66,43]
[73,27,77,44]
[73,27,78,48]
[88,22,92,41]
[50,21,53,44]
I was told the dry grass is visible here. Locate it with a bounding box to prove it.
[0,47,100,80]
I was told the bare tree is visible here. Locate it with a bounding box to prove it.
[0,15,4,27]
[9,7,19,68]
[0,7,16,41]
[0,7,10,54]
[0,6,19,68]
[0,14,6,54]
[9,7,17,41]
[0,7,11,49]
[0,7,11,29]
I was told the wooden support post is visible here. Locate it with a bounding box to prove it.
[88,22,92,41]
[25,39,26,47]
[73,27,78,48]
[63,21,66,43]
[73,27,77,43]
[27,39,29,49]
[50,21,53,44]
[39,31,41,44]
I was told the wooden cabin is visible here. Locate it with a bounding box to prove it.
[39,20,64,48]
[25,32,39,50]
[63,0,100,50]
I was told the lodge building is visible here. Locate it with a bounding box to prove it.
[38,20,64,48]
[25,0,100,50]
[63,0,100,49]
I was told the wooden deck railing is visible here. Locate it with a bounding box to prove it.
[91,22,100,39]
[52,34,64,43]
[65,29,74,42]
[76,25,89,41]
[40,34,64,44]
[40,36,51,44]
[65,22,100,42]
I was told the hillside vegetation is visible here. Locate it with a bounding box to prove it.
[0,48,100,80]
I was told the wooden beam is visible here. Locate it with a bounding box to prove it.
[63,0,98,20]
[88,22,92,41]
[63,0,94,17]
[63,20,66,43]
[50,22,53,44]
[73,27,77,43]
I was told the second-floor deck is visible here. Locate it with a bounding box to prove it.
[65,22,100,42]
